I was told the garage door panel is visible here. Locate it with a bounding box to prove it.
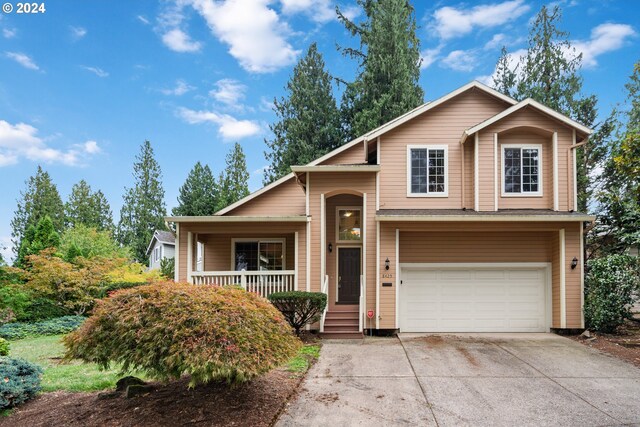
[400,265,548,333]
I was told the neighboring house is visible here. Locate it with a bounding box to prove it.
[146,230,176,270]
[167,81,593,337]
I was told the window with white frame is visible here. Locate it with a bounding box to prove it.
[407,145,448,196]
[153,247,160,262]
[502,145,542,196]
[233,240,284,271]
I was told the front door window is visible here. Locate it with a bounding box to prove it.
[338,209,361,242]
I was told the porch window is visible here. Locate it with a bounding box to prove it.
[337,208,361,242]
[502,145,542,196]
[234,240,284,271]
[407,145,448,196]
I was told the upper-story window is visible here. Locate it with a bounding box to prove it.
[502,144,542,196]
[407,145,448,197]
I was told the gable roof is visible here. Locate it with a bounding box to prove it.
[460,98,593,144]
[215,81,517,216]
[146,230,175,256]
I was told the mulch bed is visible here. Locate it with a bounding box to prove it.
[570,320,640,369]
[1,369,302,427]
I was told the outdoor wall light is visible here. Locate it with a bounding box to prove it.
[385,257,390,270]
[571,257,578,270]
[328,243,333,253]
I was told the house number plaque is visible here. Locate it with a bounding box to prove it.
[382,273,393,278]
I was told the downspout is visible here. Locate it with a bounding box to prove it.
[567,138,588,211]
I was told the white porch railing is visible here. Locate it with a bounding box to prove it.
[359,275,364,332]
[190,270,295,297]
[320,274,329,333]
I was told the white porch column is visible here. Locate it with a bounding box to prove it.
[363,192,367,327]
[320,194,325,292]
[174,223,180,282]
[187,231,193,283]
[553,132,559,211]
[559,228,566,328]
[494,133,499,211]
[294,231,299,290]
[474,132,480,212]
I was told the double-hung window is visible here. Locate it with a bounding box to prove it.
[233,240,285,271]
[407,145,448,197]
[502,145,542,196]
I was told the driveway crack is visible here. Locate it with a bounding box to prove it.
[398,336,440,427]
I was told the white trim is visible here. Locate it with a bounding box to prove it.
[553,132,559,211]
[230,238,287,271]
[461,98,593,144]
[187,232,193,283]
[573,129,578,211]
[306,220,311,292]
[474,133,479,211]
[366,81,517,142]
[174,224,179,281]
[376,137,380,211]
[398,262,552,333]
[166,215,309,223]
[406,144,449,198]
[294,231,299,291]
[335,206,363,244]
[376,220,380,330]
[376,214,595,222]
[580,222,585,328]
[560,228,566,329]
[335,246,362,303]
[215,173,295,215]
[305,172,309,216]
[320,194,326,295]
[395,228,399,330]
[291,165,380,173]
[501,144,543,197]
[363,192,367,327]
[494,133,499,211]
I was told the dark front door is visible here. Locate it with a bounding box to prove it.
[338,247,361,303]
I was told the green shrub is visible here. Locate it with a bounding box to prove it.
[0,357,42,409]
[96,281,146,298]
[0,338,8,356]
[64,282,301,385]
[267,291,327,335]
[584,254,640,333]
[160,257,175,280]
[0,316,86,340]
[0,285,31,324]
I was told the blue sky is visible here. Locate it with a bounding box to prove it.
[0,0,638,260]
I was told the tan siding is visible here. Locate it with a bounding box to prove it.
[378,89,510,210]
[564,223,581,328]
[227,177,305,216]
[379,224,397,329]
[320,141,365,165]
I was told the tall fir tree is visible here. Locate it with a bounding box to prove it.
[264,43,342,184]
[337,0,424,140]
[16,215,61,267]
[172,162,218,216]
[65,180,113,230]
[117,141,167,263]
[491,5,607,213]
[216,143,249,211]
[11,166,65,261]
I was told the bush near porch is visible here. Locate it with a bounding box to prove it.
[64,282,302,385]
[268,291,328,335]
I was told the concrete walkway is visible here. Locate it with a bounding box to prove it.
[277,333,640,426]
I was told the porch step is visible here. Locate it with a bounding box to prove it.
[324,319,359,326]
[323,324,359,332]
[331,304,359,312]
[320,331,363,339]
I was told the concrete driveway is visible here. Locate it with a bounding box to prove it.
[277,333,640,426]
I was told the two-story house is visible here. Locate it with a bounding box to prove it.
[167,81,593,337]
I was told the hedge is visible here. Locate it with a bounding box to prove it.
[268,291,327,335]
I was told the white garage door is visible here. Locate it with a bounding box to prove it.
[399,264,549,333]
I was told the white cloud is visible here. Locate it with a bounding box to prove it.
[480,47,526,87]
[177,107,261,139]
[137,15,150,25]
[82,66,109,77]
[259,96,274,112]
[484,33,507,50]
[281,0,335,23]
[441,49,478,72]
[210,78,247,106]
[2,28,16,39]
[431,0,530,40]
[420,47,442,69]
[161,79,195,96]
[340,5,361,21]
[188,0,299,73]
[70,26,87,40]
[5,52,39,70]
[0,120,101,167]
[573,23,636,68]
[162,28,203,53]
[252,164,269,175]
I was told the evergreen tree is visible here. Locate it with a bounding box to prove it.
[16,216,61,267]
[264,43,342,184]
[216,143,249,211]
[337,0,424,140]
[65,180,113,230]
[172,162,218,216]
[491,5,607,213]
[10,166,65,261]
[116,141,167,263]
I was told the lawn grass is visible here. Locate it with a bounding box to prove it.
[9,335,145,392]
[286,344,321,373]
